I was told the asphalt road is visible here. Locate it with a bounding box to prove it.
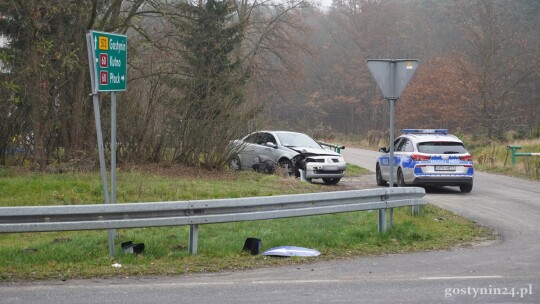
[2,147,539,303]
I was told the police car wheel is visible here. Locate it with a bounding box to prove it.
[397,168,407,187]
[376,164,387,186]
[460,184,473,193]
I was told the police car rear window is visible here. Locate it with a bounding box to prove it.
[418,142,467,154]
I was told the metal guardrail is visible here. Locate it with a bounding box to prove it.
[0,187,425,255]
[319,141,345,153]
[507,145,540,167]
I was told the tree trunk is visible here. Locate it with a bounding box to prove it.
[27,31,48,171]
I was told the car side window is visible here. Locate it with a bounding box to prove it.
[245,133,260,144]
[255,133,267,145]
[403,139,414,152]
[266,134,277,145]
[395,138,407,152]
[393,138,402,150]
[257,133,273,146]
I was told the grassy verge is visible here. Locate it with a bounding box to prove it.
[470,138,540,180]
[344,163,366,176]
[0,164,493,281]
[0,166,323,206]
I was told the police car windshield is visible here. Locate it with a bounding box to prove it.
[418,142,467,154]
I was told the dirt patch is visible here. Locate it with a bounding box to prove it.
[121,163,238,180]
[338,174,377,190]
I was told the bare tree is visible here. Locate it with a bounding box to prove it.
[120,0,310,168]
[456,0,537,138]
[0,0,144,170]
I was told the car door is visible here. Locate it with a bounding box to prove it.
[390,138,408,180]
[260,133,281,164]
[380,137,404,180]
[241,132,279,170]
[396,138,415,182]
[237,132,264,169]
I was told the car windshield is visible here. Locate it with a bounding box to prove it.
[276,133,321,148]
[417,141,468,154]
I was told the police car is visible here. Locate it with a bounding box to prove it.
[375,129,474,193]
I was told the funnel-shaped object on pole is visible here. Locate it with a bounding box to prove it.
[366,59,419,99]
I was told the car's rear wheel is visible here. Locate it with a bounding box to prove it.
[278,159,294,177]
[376,164,387,186]
[322,178,341,185]
[460,184,473,193]
[229,155,241,171]
[397,168,407,187]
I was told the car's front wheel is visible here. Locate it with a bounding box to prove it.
[376,164,387,186]
[322,178,341,185]
[278,159,294,177]
[460,184,473,193]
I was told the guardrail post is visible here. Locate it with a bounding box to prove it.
[412,205,420,215]
[189,224,199,255]
[378,209,387,233]
[507,145,540,167]
[507,145,522,167]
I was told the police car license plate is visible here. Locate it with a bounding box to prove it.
[435,165,456,171]
[323,165,338,171]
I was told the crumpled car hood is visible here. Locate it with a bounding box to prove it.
[288,146,340,156]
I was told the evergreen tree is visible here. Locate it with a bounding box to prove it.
[167,0,252,167]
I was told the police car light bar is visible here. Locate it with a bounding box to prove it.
[402,129,448,134]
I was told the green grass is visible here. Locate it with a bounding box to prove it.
[344,163,367,176]
[0,165,493,281]
[0,169,320,207]
[470,138,540,180]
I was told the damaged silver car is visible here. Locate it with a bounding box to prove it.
[228,131,346,185]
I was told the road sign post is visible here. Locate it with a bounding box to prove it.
[86,30,127,257]
[366,59,419,232]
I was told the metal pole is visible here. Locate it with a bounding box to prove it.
[387,61,396,229]
[111,92,116,207]
[412,205,420,215]
[189,224,199,255]
[388,99,395,228]
[110,92,117,254]
[388,100,395,188]
[92,94,115,257]
[389,202,394,228]
[378,208,387,233]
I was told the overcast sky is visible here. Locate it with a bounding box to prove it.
[312,0,331,8]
